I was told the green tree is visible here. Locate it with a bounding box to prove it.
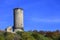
[21,32,35,40]
[0,36,5,40]
[5,32,15,40]
[0,32,5,40]
[32,32,53,40]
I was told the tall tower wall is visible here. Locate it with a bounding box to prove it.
[14,8,23,32]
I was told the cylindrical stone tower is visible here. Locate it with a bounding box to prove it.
[13,8,24,32]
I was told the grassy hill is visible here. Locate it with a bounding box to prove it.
[0,30,60,40]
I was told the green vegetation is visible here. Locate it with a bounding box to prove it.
[0,30,60,40]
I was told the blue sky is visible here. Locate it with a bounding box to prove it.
[0,0,60,31]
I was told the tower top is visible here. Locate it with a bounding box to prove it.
[14,8,23,10]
